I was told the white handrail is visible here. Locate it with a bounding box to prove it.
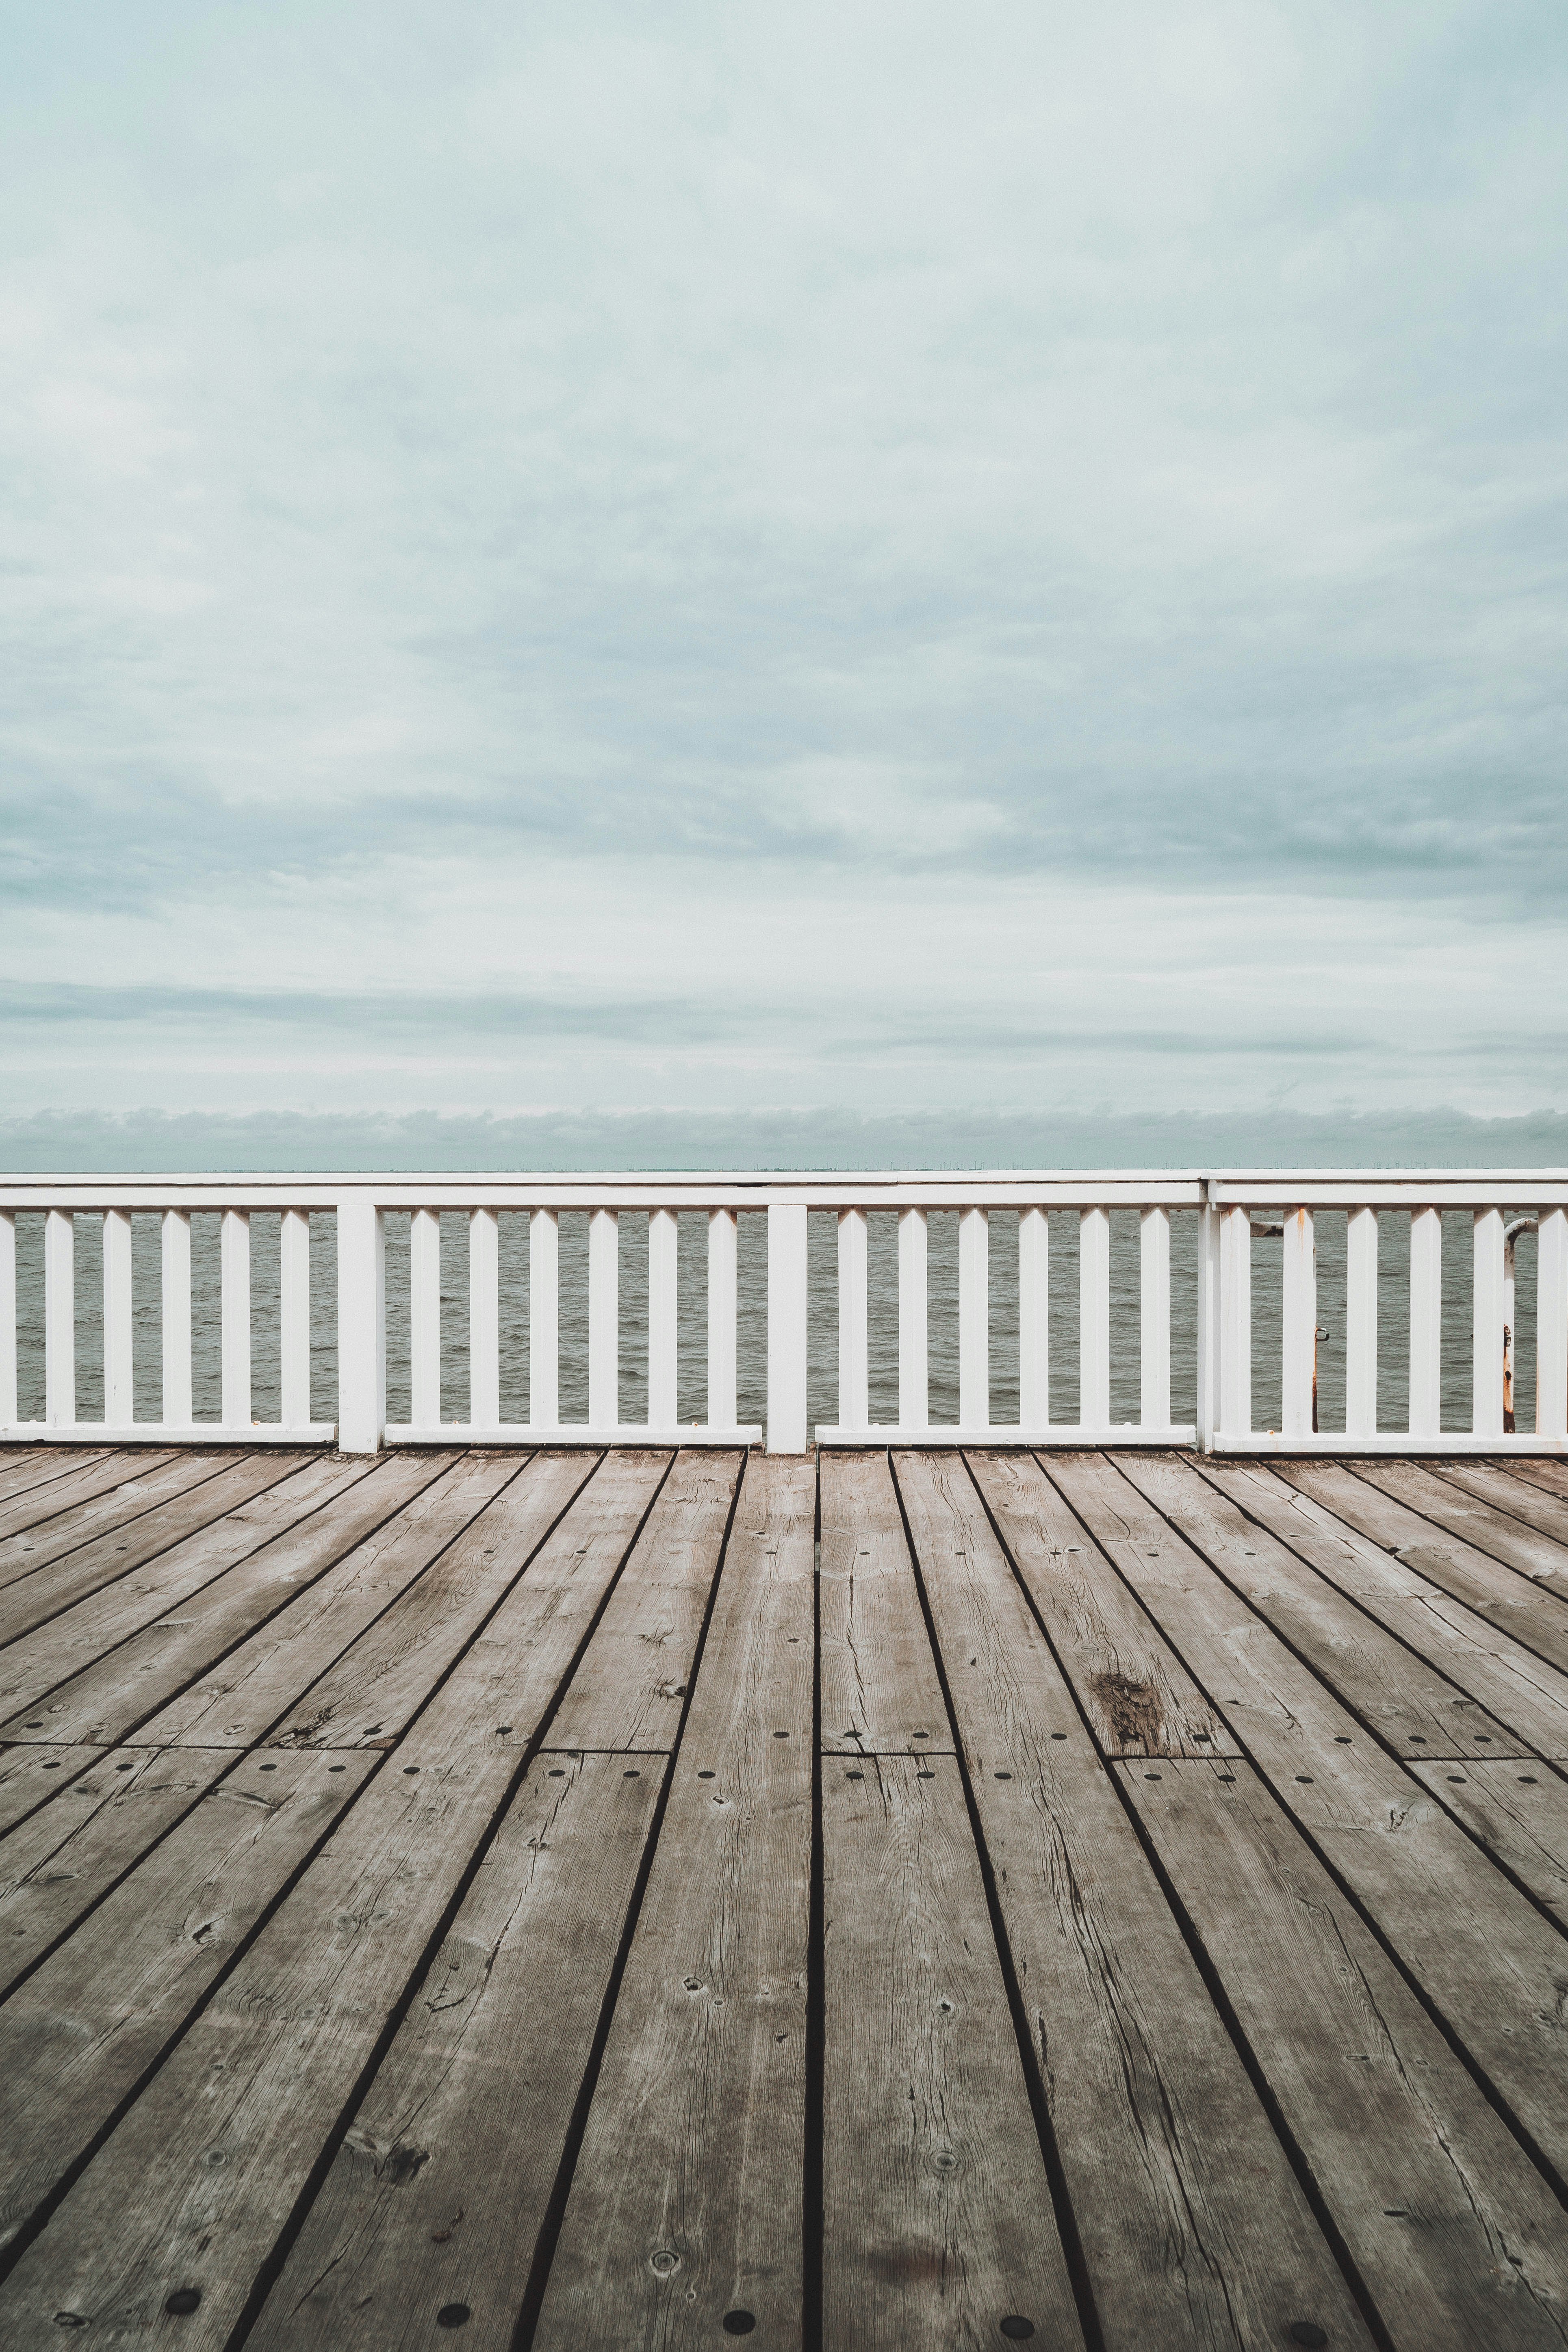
[0,1174,1565,1456]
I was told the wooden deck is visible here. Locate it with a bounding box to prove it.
[1,1446,1567,2349]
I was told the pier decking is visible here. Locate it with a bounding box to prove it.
[1,1441,1568,2348]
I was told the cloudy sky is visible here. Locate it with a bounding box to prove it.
[2,1,1564,1159]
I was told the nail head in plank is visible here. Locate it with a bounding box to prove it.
[819,1450,947,1753]
[822,1753,1085,2352]
[249,1755,663,2352]
[1119,1757,1568,2350]
[0,1748,375,2257]
[536,1460,814,2350]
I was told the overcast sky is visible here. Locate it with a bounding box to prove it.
[2,1,1564,1157]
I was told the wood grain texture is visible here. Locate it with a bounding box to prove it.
[1353,1458,1568,1591]
[130,1452,527,1746]
[0,1455,437,1744]
[0,1747,374,2259]
[1046,1452,1371,1773]
[1046,1462,1568,2175]
[0,1742,230,1997]
[536,1457,816,2350]
[547,1449,741,1753]
[1139,1455,1533,1757]
[265,1450,613,1748]
[1279,1462,1568,1675]
[248,1755,662,2352]
[1404,1756,1568,1923]
[823,1751,1085,2352]
[1505,1458,1568,1504]
[819,1448,949,1753]
[0,1453,178,1552]
[0,1448,112,1514]
[1427,1460,1568,1549]
[0,1457,305,1651]
[1122,1758,1568,2352]
[1196,1458,1568,1758]
[0,1742,114,1839]
[0,1452,263,1619]
[972,1450,1235,1757]
[898,1450,1373,2352]
[0,1465,693,2343]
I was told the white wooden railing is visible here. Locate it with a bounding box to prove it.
[1,1172,1565,1455]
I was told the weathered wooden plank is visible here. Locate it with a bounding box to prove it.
[1121,1758,1568,2352]
[0,1455,244,1595]
[547,1450,741,1753]
[247,1755,664,2352]
[131,1452,527,1748]
[1195,1458,1568,1758]
[0,1459,672,2343]
[1404,1757,1568,1926]
[971,1449,1234,1756]
[0,1455,416,1742]
[0,1452,168,1549]
[1353,1458,1568,1590]
[20,1456,485,1750]
[1047,1452,1368,1772]
[896,1450,1371,2352]
[0,1747,374,2258]
[819,1448,948,1753]
[0,1743,112,1840]
[823,1751,1085,2352]
[0,1448,111,1511]
[1426,1459,1568,1549]
[1504,1456,1568,1504]
[1279,1461,1568,1674]
[0,1744,230,1997]
[1138,1454,1537,1756]
[1048,1457,1568,2187]
[267,1452,632,1749]
[535,1458,815,2350]
[0,1454,304,1644]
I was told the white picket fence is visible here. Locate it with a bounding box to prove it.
[1,1172,1565,1455]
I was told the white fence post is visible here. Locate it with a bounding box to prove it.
[959,1206,988,1429]
[1019,1206,1049,1430]
[337,1199,385,1454]
[102,1208,134,1429]
[281,1209,312,1430]
[648,1207,678,1429]
[1410,1206,1442,1440]
[45,1209,74,1430]
[1281,1207,1315,1440]
[1538,1206,1568,1442]
[1345,1206,1378,1439]
[1218,1204,1251,1439]
[220,1209,251,1430]
[410,1208,441,1430]
[898,1207,928,1431]
[1139,1205,1169,1431]
[162,1210,192,1428]
[837,1208,868,1433]
[589,1208,618,1430]
[1195,1197,1218,1453]
[1473,1206,1505,1440]
[0,1212,16,1428]
[767,1204,808,1453]
[1079,1205,1110,1431]
[470,1208,500,1430]
[529,1210,560,1429]
[708,1209,738,1430]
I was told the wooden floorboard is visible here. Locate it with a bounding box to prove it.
[0,1445,1565,2349]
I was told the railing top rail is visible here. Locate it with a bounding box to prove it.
[3,1168,1568,1213]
